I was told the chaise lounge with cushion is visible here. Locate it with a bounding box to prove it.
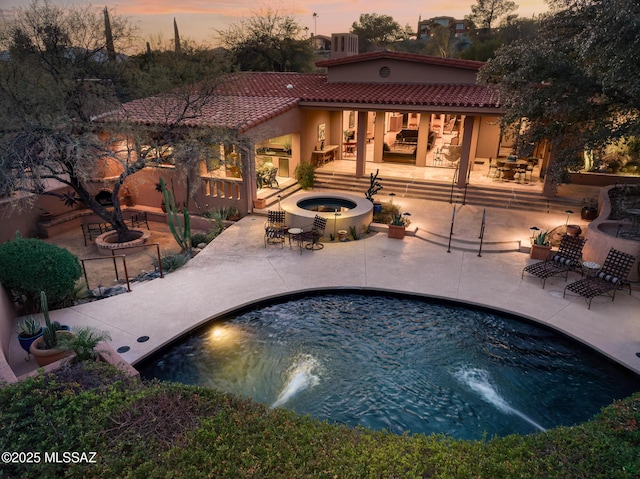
[522,234,586,288]
[563,248,636,309]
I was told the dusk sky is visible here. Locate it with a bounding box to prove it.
[1,1,550,51]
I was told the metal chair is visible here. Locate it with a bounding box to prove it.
[126,211,149,229]
[442,145,461,167]
[264,210,285,248]
[81,222,104,246]
[522,235,586,288]
[264,168,279,188]
[487,157,500,178]
[297,215,327,253]
[563,248,636,309]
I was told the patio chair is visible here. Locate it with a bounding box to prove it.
[487,157,499,178]
[442,145,461,167]
[126,211,149,229]
[563,248,636,309]
[297,215,327,253]
[264,168,279,188]
[81,222,103,246]
[264,210,285,248]
[522,234,586,288]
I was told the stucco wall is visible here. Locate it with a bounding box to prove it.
[569,172,640,187]
[0,286,18,383]
[327,58,478,84]
[475,117,502,159]
[583,185,640,281]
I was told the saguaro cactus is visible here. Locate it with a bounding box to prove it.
[159,178,191,253]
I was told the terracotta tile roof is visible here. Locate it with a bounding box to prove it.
[219,72,501,109]
[116,70,500,133]
[119,94,299,133]
[315,50,485,71]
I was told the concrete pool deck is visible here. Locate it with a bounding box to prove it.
[8,188,640,377]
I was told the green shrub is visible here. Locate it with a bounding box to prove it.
[372,201,400,225]
[191,228,221,248]
[154,252,191,272]
[190,233,209,246]
[0,233,82,312]
[294,162,315,189]
[0,364,639,478]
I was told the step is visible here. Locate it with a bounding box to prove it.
[314,172,581,214]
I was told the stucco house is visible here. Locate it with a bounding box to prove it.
[3,34,553,240]
[113,36,527,217]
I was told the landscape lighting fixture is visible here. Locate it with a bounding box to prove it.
[529,226,540,241]
[564,210,574,226]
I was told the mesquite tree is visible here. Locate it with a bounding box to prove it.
[0,1,234,242]
[478,0,640,189]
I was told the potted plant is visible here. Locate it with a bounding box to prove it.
[581,197,598,221]
[365,169,383,213]
[530,231,552,260]
[29,291,73,367]
[57,327,112,363]
[38,209,54,222]
[16,316,44,355]
[226,205,240,221]
[294,162,315,190]
[388,213,411,239]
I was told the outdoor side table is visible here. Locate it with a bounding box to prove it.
[581,261,601,278]
[288,228,303,250]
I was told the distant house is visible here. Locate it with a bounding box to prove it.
[312,35,332,52]
[417,16,470,40]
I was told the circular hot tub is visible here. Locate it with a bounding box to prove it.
[280,192,373,237]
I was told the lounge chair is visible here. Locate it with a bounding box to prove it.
[563,248,636,309]
[522,234,586,288]
[264,210,285,248]
[297,215,327,253]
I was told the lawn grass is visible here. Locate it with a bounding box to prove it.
[1,362,638,478]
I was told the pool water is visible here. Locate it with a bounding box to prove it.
[297,197,357,212]
[138,293,640,440]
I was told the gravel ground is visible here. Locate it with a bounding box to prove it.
[44,222,190,294]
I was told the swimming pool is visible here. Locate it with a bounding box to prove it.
[138,292,640,440]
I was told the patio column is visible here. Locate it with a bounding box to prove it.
[241,146,257,211]
[415,113,432,167]
[355,111,368,178]
[373,111,386,164]
[456,115,475,189]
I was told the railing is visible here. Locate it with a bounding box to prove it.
[80,255,131,292]
[202,177,243,200]
[449,166,470,205]
[446,207,489,257]
[80,242,164,291]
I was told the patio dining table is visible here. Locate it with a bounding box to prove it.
[496,159,529,181]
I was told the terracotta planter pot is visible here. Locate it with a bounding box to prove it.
[581,206,598,221]
[530,244,552,260]
[253,198,267,209]
[29,331,74,367]
[388,224,406,239]
[566,225,582,237]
